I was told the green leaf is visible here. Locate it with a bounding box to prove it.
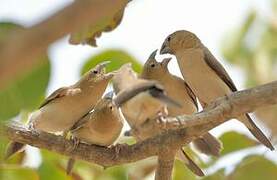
[81,49,142,75]
[173,160,197,180]
[228,155,277,180]
[69,4,127,46]
[0,22,50,121]
[0,165,39,180]
[219,131,257,156]
[221,11,256,64]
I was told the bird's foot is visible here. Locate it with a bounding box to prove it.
[28,123,41,136]
[68,136,80,152]
[110,143,128,160]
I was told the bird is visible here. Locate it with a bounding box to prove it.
[141,50,222,155]
[5,61,114,159]
[66,92,124,174]
[140,50,222,176]
[160,30,274,151]
[112,63,181,132]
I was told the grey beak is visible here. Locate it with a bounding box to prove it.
[99,61,111,68]
[104,91,114,100]
[160,43,173,55]
[149,49,158,60]
[161,58,172,67]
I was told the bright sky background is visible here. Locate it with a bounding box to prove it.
[1,0,275,174]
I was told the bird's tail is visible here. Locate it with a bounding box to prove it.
[5,141,25,160]
[175,149,204,177]
[66,158,76,175]
[239,114,274,151]
[192,133,222,157]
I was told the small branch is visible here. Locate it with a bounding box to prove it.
[0,0,128,89]
[1,81,277,170]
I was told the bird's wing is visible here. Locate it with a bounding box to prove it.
[203,46,238,92]
[183,81,199,110]
[114,81,157,106]
[39,86,81,108]
[70,112,91,132]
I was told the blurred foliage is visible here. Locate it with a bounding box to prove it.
[0,22,50,122]
[69,6,127,46]
[81,49,142,75]
[228,155,277,180]
[0,165,39,180]
[219,131,257,156]
[221,0,277,137]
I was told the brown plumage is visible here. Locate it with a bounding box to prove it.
[66,92,124,175]
[160,30,274,151]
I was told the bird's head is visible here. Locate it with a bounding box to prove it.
[160,30,202,55]
[141,49,172,79]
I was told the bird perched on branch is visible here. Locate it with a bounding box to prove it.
[141,50,222,176]
[112,63,181,135]
[160,30,274,151]
[141,49,222,156]
[6,62,114,159]
[66,92,124,174]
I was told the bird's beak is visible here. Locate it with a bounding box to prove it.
[161,58,172,67]
[160,43,173,55]
[103,72,115,80]
[98,61,111,69]
[149,49,158,60]
[104,91,114,99]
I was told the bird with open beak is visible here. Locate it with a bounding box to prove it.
[160,30,274,151]
[141,50,222,176]
[6,61,115,159]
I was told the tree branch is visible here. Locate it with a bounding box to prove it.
[1,81,277,177]
[155,154,175,180]
[0,0,128,89]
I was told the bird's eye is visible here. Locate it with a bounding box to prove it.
[150,63,155,68]
[167,37,171,42]
[109,105,113,110]
[93,70,98,74]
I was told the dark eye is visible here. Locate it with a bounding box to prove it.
[93,70,98,74]
[150,63,155,68]
[109,105,113,110]
[167,37,171,42]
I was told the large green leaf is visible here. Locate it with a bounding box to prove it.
[219,131,257,156]
[0,165,39,180]
[228,155,277,180]
[81,49,142,75]
[0,22,50,121]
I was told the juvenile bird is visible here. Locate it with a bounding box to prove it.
[113,63,180,132]
[160,30,274,150]
[141,50,222,156]
[6,62,114,159]
[66,92,124,174]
